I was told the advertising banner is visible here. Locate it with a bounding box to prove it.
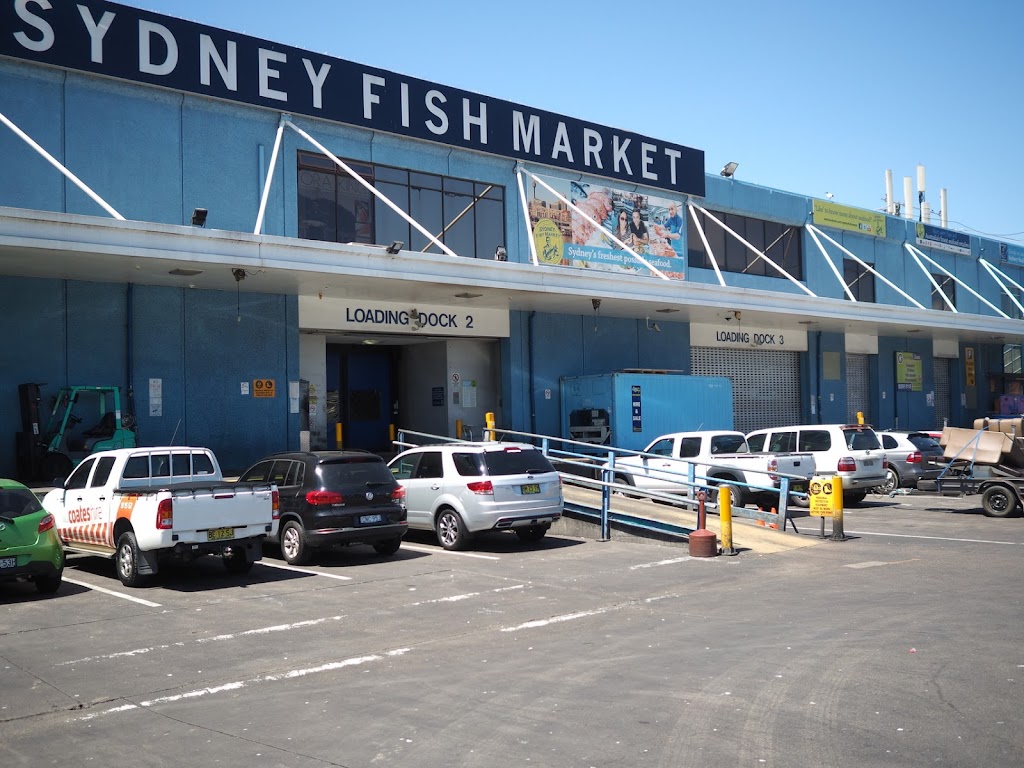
[915,223,971,255]
[1000,243,1024,267]
[527,175,685,279]
[896,351,923,392]
[812,200,886,238]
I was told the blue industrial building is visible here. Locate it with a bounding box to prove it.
[1,0,1020,478]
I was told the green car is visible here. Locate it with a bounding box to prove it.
[0,479,64,594]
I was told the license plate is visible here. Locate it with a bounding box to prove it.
[0,556,16,569]
[521,484,541,494]
[359,514,383,525]
[207,527,234,542]
[863,459,875,466]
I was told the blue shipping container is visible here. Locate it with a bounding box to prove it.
[560,372,734,452]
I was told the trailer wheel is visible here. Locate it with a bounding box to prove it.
[981,485,1020,518]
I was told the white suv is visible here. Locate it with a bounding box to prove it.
[388,442,563,550]
[745,424,887,504]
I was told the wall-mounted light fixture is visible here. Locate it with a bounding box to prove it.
[385,240,404,254]
[494,246,508,261]
[720,162,739,178]
[169,268,203,276]
[646,318,662,333]
[191,207,208,227]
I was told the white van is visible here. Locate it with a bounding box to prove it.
[745,424,887,504]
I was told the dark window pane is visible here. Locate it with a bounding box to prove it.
[444,178,473,195]
[410,187,444,253]
[297,169,336,242]
[724,214,748,273]
[704,214,727,268]
[337,176,374,244]
[480,448,554,475]
[443,190,476,257]
[410,172,442,191]
[374,181,410,246]
[686,210,707,266]
[476,197,505,260]
[375,165,408,184]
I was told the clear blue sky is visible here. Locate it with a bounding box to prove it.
[132,0,1023,244]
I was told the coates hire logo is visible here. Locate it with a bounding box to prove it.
[0,0,705,198]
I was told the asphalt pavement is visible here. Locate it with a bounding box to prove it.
[2,488,1022,767]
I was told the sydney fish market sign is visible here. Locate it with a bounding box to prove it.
[1,0,705,198]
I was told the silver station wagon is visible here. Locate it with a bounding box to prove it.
[388,442,563,550]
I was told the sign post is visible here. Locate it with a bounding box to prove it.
[809,475,846,541]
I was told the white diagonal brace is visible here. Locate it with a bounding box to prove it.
[806,225,856,301]
[905,243,1008,317]
[979,259,1024,316]
[808,225,925,309]
[905,245,956,312]
[284,120,459,258]
[685,203,725,286]
[254,114,288,235]
[515,169,540,266]
[692,204,816,296]
[522,169,670,280]
[0,109,125,220]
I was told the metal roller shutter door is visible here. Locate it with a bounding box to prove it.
[691,348,801,433]
[934,358,951,430]
[846,354,870,424]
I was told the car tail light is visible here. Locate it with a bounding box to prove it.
[306,490,344,506]
[837,457,857,472]
[156,498,173,529]
[272,489,280,519]
[905,452,922,464]
[467,480,494,495]
[391,486,406,503]
[38,513,55,533]
[767,457,779,481]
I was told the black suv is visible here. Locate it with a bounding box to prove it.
[238,451,407,565]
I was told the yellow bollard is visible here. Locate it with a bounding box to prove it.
[485,411,495,442]
[719,486,737,555]
[389,423,396,443]
[456,418,463,440]
[830,475,846,540]
[335,422,343,449]
[856,411,864,425]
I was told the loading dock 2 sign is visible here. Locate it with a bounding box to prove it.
[253,379,276,398]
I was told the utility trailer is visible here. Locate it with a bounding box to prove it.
[918,421,1024,518]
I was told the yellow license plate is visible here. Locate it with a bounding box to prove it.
[207,527,234,542]
[521,483,541,494]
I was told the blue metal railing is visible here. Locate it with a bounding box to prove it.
[394,428,803,538]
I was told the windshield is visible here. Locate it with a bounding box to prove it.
[478,448,555,476]
[844,428,881,451]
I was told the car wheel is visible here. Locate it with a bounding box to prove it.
[876,467,900,495]
[35,569,63,594]
[981,485,1019,518]
[116,531,145,587]
[372,537,402,556]
[436,508,471,551]
[223,553,254,575]
[280,520,309,565]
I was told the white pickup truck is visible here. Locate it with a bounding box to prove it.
[42,446,279,586]
[610,430,816,507]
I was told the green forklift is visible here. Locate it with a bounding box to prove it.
[17,384,136,483]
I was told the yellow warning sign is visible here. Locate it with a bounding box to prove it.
[253,379,276,398]
[809,475,842,517]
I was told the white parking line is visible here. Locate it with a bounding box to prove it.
[256,561,353,579]
[400,543,500,560]
[76,648,411,721]
[62,576,162,607]
[501,608,610,632]
[847,530,1024,545]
